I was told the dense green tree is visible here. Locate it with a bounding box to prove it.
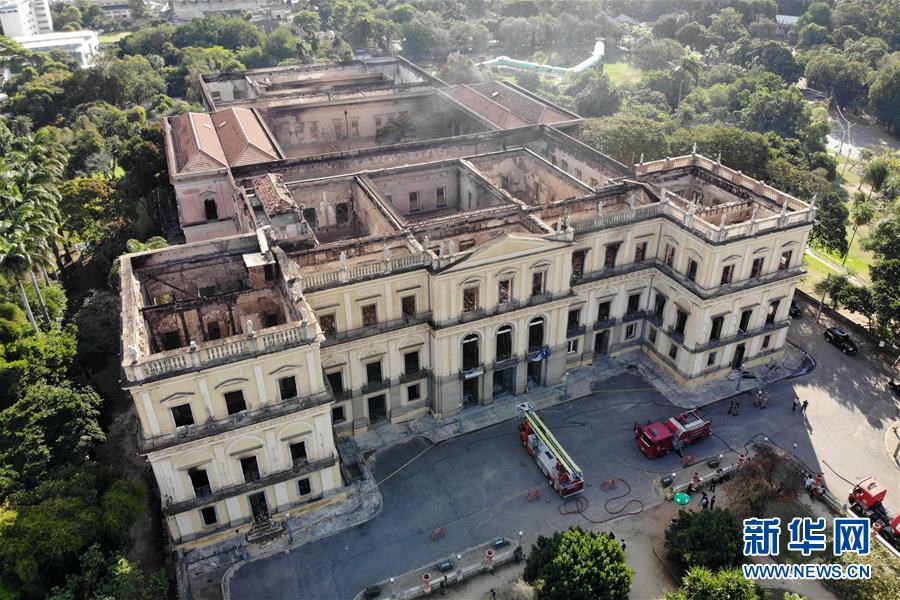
[100,479,145,549]
[840,283,876,326]
[293,9,321,38]
[862,155,892,200]
[843,36,888,68]
[804,52,870,107]
[665,508,743,576]
[581,114,670,166]
[798,23,831,46]
[674,21,714,51]
[739,88,811,139]
[868,61,900,132]
[74,290,121,366]
[524,527,632,600]
[400,19,442,61]
[798,2,832,29]
[173,14,261,51]
[48,544,168,600]
[0,381,103,493]
[670,125,771,180]
[567,71,620,118]
[633,37,684,71]
[709,7,748,44]
[118,23,176,59]
[665,566,761,600]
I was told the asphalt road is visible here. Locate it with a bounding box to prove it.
[229,317,900,600]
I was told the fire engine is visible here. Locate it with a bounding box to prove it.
[848,477,900,554]
[516,402,584,497]
[634,409,712,458]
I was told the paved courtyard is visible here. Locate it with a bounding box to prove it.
[228,313,900,600]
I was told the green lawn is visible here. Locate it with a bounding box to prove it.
[602,62,642,86]
[99,31,131,43]
[797,252,834,297]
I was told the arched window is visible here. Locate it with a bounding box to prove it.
[528,317,545,352]
[496,325,513,361]
[204,198,218,221]
[461,333,480,371]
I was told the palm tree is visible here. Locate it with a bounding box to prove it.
[862,157,890,202]
[843,192,875,266]
[671,50,702,107]
[0,233,39,333]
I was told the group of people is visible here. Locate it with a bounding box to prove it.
[727,393,809,415]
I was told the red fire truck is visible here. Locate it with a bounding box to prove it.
[517,402,584,497]
[849,477,900,554]
[634,410,712,458]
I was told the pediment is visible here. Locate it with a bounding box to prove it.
[443,233,566,272]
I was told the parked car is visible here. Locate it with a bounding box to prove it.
[888,377,900,394]
[789,302,802,318]
[824,326,858,354]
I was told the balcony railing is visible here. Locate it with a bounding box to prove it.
[126,322,319,383]
[399,368,431,384]
[566,324,586,337]
[163,454,337,516]
[433,295,569,329]
[321,311,432,348]
[139,391,332,453]
[594,317,616,330]
[689,319,790,353]
[360,378,391,395]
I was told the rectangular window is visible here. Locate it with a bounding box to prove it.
[407,383,421,402]
[207,321,222,340]
[335,203,349,224]
[496,326,513,361]
[625,323,636,339]
[750,257,764,279]
[780,250,792,270]
[674,310,688,336]
[204,198,218,221]
[567,308,581,331]
[200,506,217,527]
[332,405,346,423]
[278,376,298,400]
[710,316,724,341]
[361,303,378,326]
[264,312,280,328]
[664,244,676,267]
[571,250,586,278]
[648,327,657,344]
[531,271,546,296]
[297,478,311,496]
[162,331,181,351]
[403,350,420,374]
[365,361,383,384]
[604,243,620,269]
[720,264,734,285]
[350,117,359,138]
[634,241,647,262]
[171,403,194,427]
[567,339,579,354]
[739,309,753,333]
[686,259,698,282]
[302,207,318,229]
[264,263,275,282]
[319,313,337,335]
[596,301,611,322]
[436,186,446,207]
[766,299,780,325]
[463,286,479,312]
[707,351,717,366]
[326,371,344,394]
[188,468,211,497]
[289,441,308,466]
[240,456,260,482]
[224,390,246,415]
[498,278,512,304]
[627,293,641,314]
[408,191,419,213]
[668,344,678,360]
[653,293,666,319]
[401,295,416,317]
[762,334,771,349]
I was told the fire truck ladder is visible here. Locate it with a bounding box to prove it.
[517,403,583,482]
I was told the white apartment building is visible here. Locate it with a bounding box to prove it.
[15,30,99,67]
[124,58,813,549]
[0,0,51,37]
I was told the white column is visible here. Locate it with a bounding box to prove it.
[320,466,336,492]
[150,459,179,500]
[197,378,215,421]
[225,497,243,522]
[254,365,268,406]
[214,444,237,486]
[383,282,395,320]
[174,513,195,539]
[140,392,161,436]
[274,482,290,509]
[342,291,353,329]
[264,428,282,472]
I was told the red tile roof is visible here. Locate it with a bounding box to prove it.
[445,85,530,129]
[211,107,280,167]
[469,81,573,124]
[168,113,228,174]
[251,173,297,216]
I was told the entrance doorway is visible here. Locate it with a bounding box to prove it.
[462,377,479,406]
[527,360,543,388]
[367,395,387,424]
[493,367,515,398]
[248,492,269,524]
[732,343,746,369]
[594,330,610,355]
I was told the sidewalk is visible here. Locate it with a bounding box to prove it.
[356,345,811,455]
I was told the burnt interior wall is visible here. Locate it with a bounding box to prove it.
[469,151,591,206]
